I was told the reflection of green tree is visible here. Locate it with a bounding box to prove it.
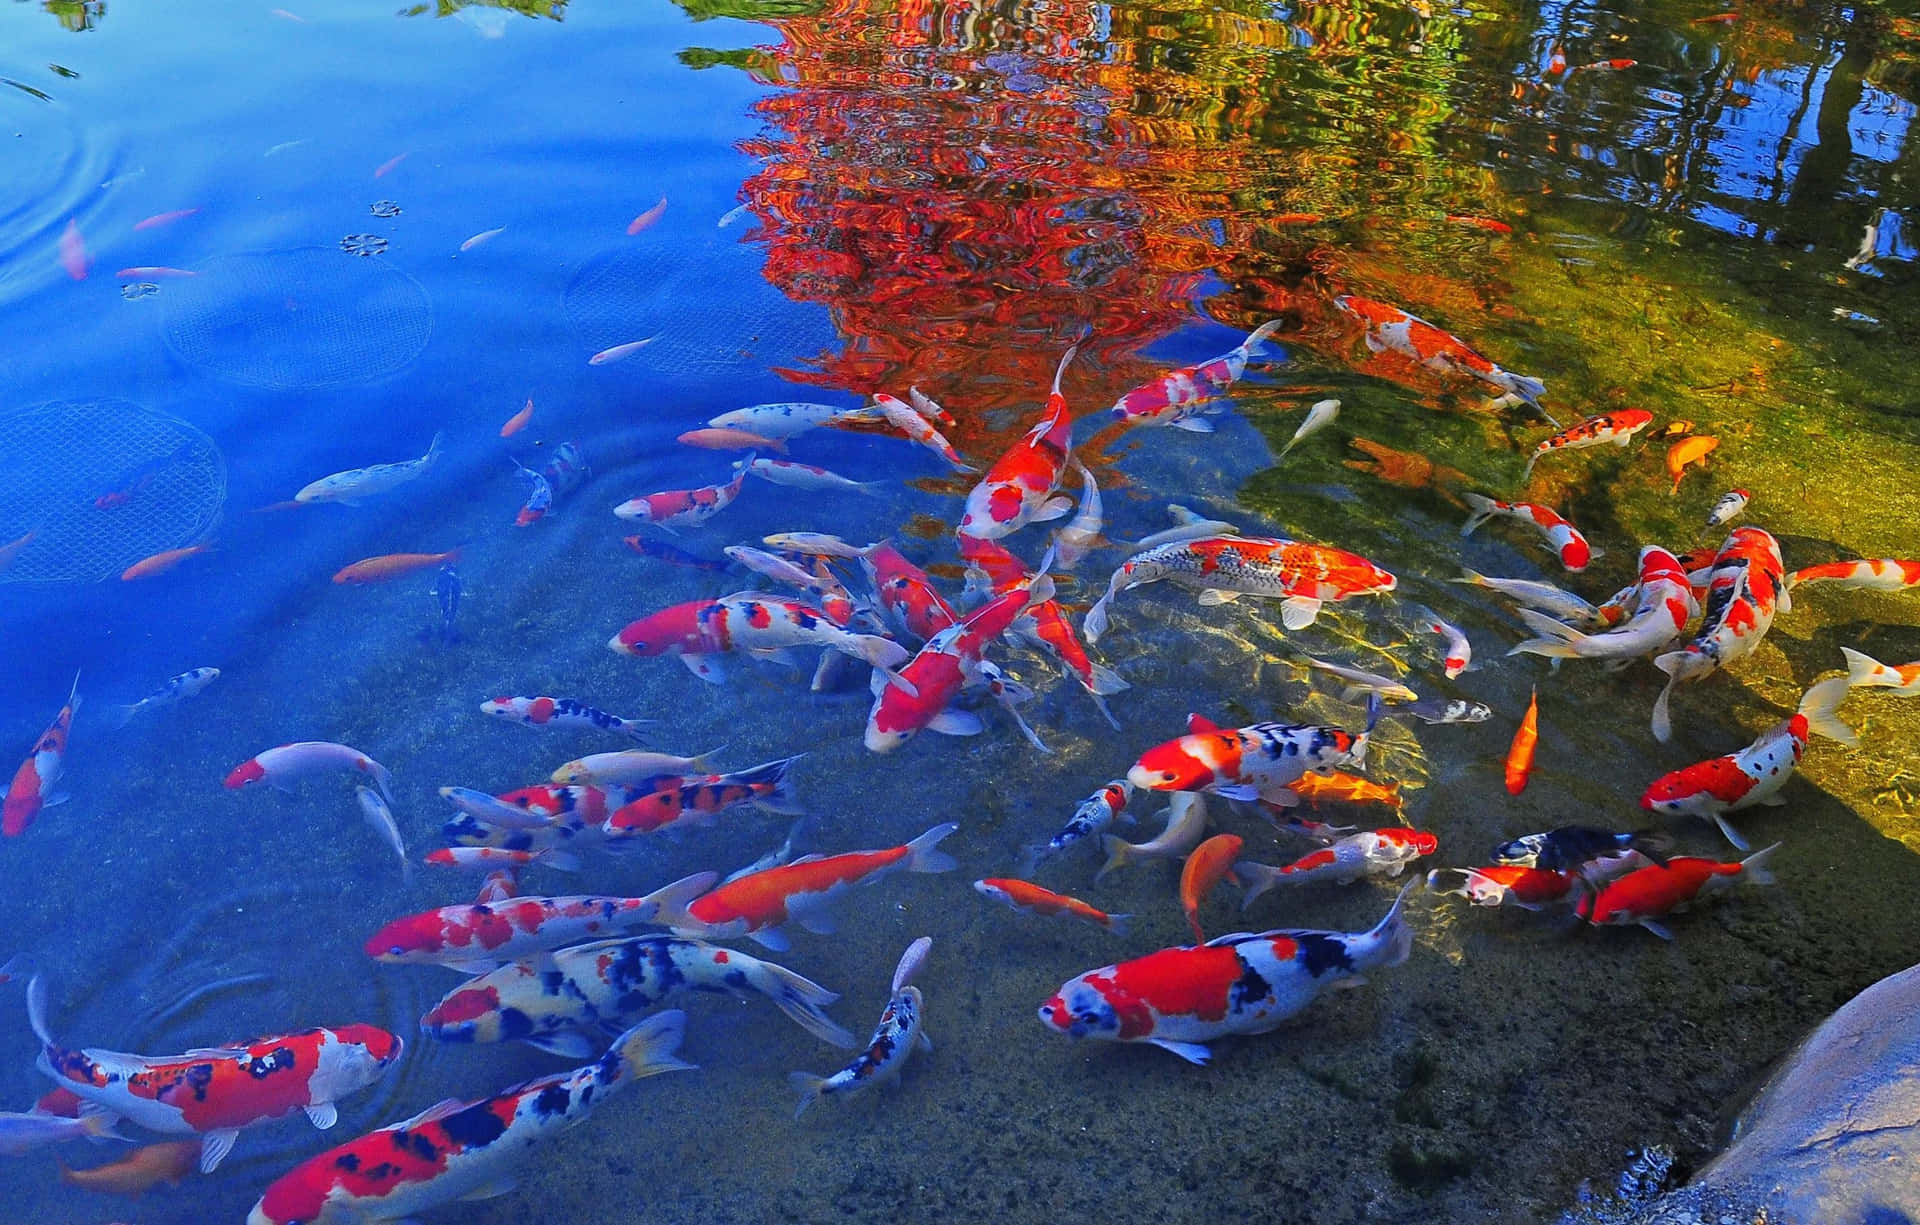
[32,1,105,31]
[675,0,822,20]
[396,0,566,20]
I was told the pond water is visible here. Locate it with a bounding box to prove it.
[0,1,1916,1222]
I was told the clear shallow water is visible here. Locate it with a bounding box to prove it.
[0,1,1917,1222]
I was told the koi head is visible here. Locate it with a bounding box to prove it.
[1037,980,1117,1040]
[609,602,709,657]
[1377,828,1438,856]
[364,913,447,961]
[311,1025,405,1099]
[224,759,267,789]
[1128,734,1224,792]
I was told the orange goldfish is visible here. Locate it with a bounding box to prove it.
[1506,688,1539,795]
[499,399,533,437]
[973,879,1128,933]
[626,197,667,236]
[1290,771,1404,809]
[59,1139,200,1196]
[332,550,460,584]
[121,545,209,580]
[1180,834,1244,942]
[1666,435,1719,492]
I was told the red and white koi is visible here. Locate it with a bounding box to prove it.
[1022,779,1133,870]
[1461,493,1592,572]
[1521,409,1653,478]
[1577,845,1778,939]
[27,977,400,1174]
[1097,792,1210,881]
[789,938,933,1117]
[958,344,1079,539]
[743,457,882,497]
[1237,828,1437,905]
[1510,546,1697,660]
[612,463,747,530]
[1427,864,1578,911]
[602,755,801,836]
[364,871,716,970]
[441,786,561,831]
[1706,489,1750,528]
[423,846,582,873]
[858,541,961,641]
[864,574,1050,753]
[907,386,957,428]
[479,695,655,740]
[975,879,1128,934]
[1334,294,1549,412]
[1107,320,1283,431]
[1084,535,1397,642]
[1651,527,1789,742]
[609,593,912,687]
[4,670,80,837]
[957,532,1128,722]
[1424,616,1472,677]
[872,394,972,472]
[247,1011,690,1225]
[1842,646,1920,695]
[673,824,957,952]
[1127,706,1376,807]
[723,547,858,625]
[1640,677,1855,850]
[1037,882,1415,1065]
[1786,558,1920,593]
[224,741,395,806]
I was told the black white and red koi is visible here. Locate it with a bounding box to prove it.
[510,457,552,526]
[26,976,400,1174]
[1237,828,1437,905]
[789,937,933,1118]
[479,695,654,740]
[1491,826,1669,874]
[1521,409,1653,479]
[1510,546,1696,661]
[1128,707,1376,807]
[1107,320,1283,432]
[1640,677,1855,850]
[1084,535,1397,643]
[1037,883,1415,1065]
[1333,294,1548,411]
[612,463,747,530]
[1022,779,1133,871]
[601,755,801,836]
[1426,864,1579,911]
[1785,558,1920,593]
[247,1011,691,1225]
[424,846,582,873]
[1577,845,1778,939]
[958,343,1079,540]
[4,670,79,837]
[1843,646,1920,695]
[420,934,853,1055]
[1461,493,1592,571]
[1651,527,1789,742]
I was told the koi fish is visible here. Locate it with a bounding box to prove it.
[226,742,395,805]
[1786,558,1920,593]
[1344,437,1476,504]
[462,226,506,252]
[1666,435,1719,492]
[420,934,852,1055]
[1510,546,1697,661]
[0,529,33,574]
[959,344,1079,539]
[1461,494,1592,572]
[789,938,932,1118]
[1651,527,1788,742]
[1424,616,1471,677]
[975,879,1127,934]
[134,208,201,231]
[1706,489,1749,528]
[115,265,198,279]
[707,402,857,440]
[1180,834,1244,941]
[1084,535,1396,642]
[121,544,211,580]
[1300,655,1417,703]
[1022,779,1133,871]
[1333,294,1548,410]
[744,457,880,496]
[860,541,961,641]
[109,666,219,726]
[480,695,655,740]
[1505,688,1539,795]
[1136,504,1242,550]
[423,846,581,873]
[1049,459,1103,569]
[864,574,1049,753]
[1521,409,1653,478]
[1640,677,1855,850]
[57,1137,199,1194]
[1097,792,1210,882]
[1842,646,1920,694]
[372,152,408,177]
[612,464,747,530]
[1288,772,1403,809]
[1279,399,1339,459]
[626,197,667,235]
[673,824,957,952]
[1238,828,1436,905]
[1577,845,1778,939]
[601,756,801,836]
[441,786,563,831]
[620,535,730,571]
[332,550,460,584]
[247,1011,690,1225]
[1038,882,1415,1065]
[588,336,660,365]
[1427,864,1577,911]
[871,393,972,472]
[1128,705,1376,807]
[725,547,857,624]
[58,219,89,280]
[610,592,910,687]
[547,747,718,786]
[1451,567,1602,626]
[1491,826,1670,874]
[365,872,716,970]
[4,671,79,837]
[1108,320,1283,431]
[0,1105,122,1156]
[1386,697,1492,725]
[956,532,1127,720]
[763,531,863,558]
[25,976,400,1173]
[296,433,444,505]
[678,427,787,454]
[356,787,411,881]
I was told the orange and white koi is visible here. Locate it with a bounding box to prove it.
[1238,828,1436,905]
[1521,409,1653,479]
[958,344,1079,539]
[1107,320,1283,431]
[365,872,715,969]
[1023,779,1133,870]
[1706,488,1749,528]
[602,755,801,836]
[1333,294,1548,411]
[975,879,1127,933]
[872,393,972,472]
[610,592,910,686]
[479,695,655,740]
[1786,557,1920,593]
[864,574,1049,753]
[26,977,399,1174]
[1084,535,1397,642]
[1510,546,1697,660]
[1461,493,1592,571]
[1424,615,1471,677]
[225,741,395,804]
[1577,845,1778,939]
[248,1011,688,1225]
[1427,864,1578,911]
[1129,706,1377,807]
[1842,646,1920,695]
[1180,834,1244,941]
[612,463,747,530]
[1097,792,1210,881]
[332,549,459,584]
[1037,883,1414,1065]
[673,823,957,952]
[4,671,79,837]
[1640,677,1855,850]
[1505,688,1539,795]
[789,938,932,1117]
[1651,527,1788,741]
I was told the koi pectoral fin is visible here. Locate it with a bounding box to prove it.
[304,1102,338,1129]
[199,1128,240,1173]
[1148,1038,1212,1065]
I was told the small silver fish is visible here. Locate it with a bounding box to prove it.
[1096,792,1208,881]
[1300,655,1417,703]
[1278,398,1340,459]
[588,336,660,366]
[1050,459,1103,571]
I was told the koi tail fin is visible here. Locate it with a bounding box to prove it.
[607,1009,696,1082]
[1084,660,1130,697]
[424,431,447,464]
[847,634,915,692]
[788,1071,829,1118]
[1237,862,1283,909]
[1361,880,1418,971]
[1521,451,1540,481]
[1050,341,1079,398]
[366,760,397,808]
[1507,608,1586,659]
[904,822,960,873]
[25,973,52,1046]
[105,703,140,730]
[735,755,805,815]
[1016,843,1051,877]
[1797,676,1858,748]
[645,871,721,929]
[1499,371,1547,409]
[1459,492,1499,539]
[749,959,855,1049]
[1094,834,1135,885]
[1739,842,1781,886]
[1082,566,1127,644]
[1649,650,1687,743]
[1424,868,1470,901]
[75,1107,127,1145]
[1241,318,1286,356]
[1841,646,1897,690]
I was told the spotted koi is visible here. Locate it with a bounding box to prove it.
[1427,864,1579,911]
[865,574,1052,754]
[611,463,747,529]
[1786,558,1920,593]
[1521,409,1652,478]
[958,343,1079,540]
[1127,706,1376,807]
[608,593,911,687]
[1333,294,1548,411]
[789,937,932,1118]
[4,670,79,837]
[1461,493,1591,572]
[1510,546,1696,661]
[1083,535,1396,643]
[1108,320,1283,432]
[601,755,801,836]
[479,695,654,740]
[1022,780,1133,871]
[1237,828,1436,906]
